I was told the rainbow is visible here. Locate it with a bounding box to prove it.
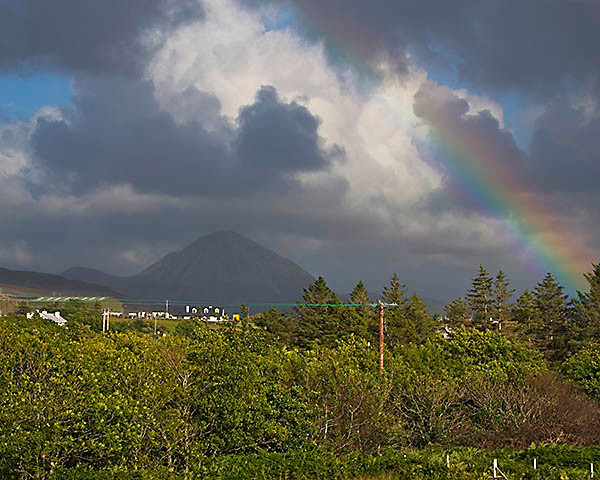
[418,110,590,291]
[290,4,592,292]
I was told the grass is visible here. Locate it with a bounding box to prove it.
[110,317,182,332]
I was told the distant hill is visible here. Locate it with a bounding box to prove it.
[63,231,315,303]
[0,267,121,297]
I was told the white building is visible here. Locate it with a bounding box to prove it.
[27,310,68,326]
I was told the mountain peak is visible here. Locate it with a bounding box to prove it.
[64,231,315,302]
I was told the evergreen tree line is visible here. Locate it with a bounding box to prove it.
[257,273,437,349]
[445,263,600,362]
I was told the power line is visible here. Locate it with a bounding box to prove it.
[16,294,398,308]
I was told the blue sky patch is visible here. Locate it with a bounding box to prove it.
[0,73,72,123]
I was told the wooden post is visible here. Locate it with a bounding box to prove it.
[379,301,384,372]
[493,459,498,479]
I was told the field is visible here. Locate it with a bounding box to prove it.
[110,316,182,332]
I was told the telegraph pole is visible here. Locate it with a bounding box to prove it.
[379,301,384,372]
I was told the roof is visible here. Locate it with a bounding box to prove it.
[39,310,67,325]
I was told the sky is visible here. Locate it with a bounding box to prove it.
[1,0,599,301]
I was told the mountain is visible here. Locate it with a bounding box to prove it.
[0,267,121,297]
[63,231,315,302]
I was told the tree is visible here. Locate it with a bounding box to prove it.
[381,273,408,307]
[15,301,30,315]
[492,270,515,327]
[259,307,295,344]
[303,276,339,305]
[403,293,436,344]
[350,280,371,314]
[444,297,471,326]
[347,280,375,340]
[571,263,600,350]
[466,265,494,327]
[512,289,539,340]
[533,273,570,361]
[564,342,600,399]
[295,277,341,348]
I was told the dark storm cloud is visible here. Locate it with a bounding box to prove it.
[246,0,600,96]
[236,86,340,172]
[28,77,343,196]
[0,0,204,76]
[529,99,600,196]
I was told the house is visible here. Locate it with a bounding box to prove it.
[184,305,227,321]
[202,306,225,321]
[27,310,68,326]
[438,325,453,340]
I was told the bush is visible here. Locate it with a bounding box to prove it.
[563,342,600,399]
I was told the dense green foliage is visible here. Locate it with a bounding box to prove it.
[37,445,600,479]
[3,265,600,478]
[564,342,600,399]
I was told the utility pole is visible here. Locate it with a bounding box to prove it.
[379,301,384,373]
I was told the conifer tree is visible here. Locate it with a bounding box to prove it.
[346,280,375,341]
[303,276,339,305]
[571,263,600,349]
[404,293,436,343]
[493,270,515,326]
[295,276,340,347]
[533,272,570,361]
[379,273,409,346]
[381,273,408,307]
[466,265,494,327]
[444,297,471,326]
[512,289,538,327]
[350,280,371,315]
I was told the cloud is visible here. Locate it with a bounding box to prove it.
[0,0,204,76]
[412,82,527,214]
[244,0,600,97]
[1,0,598,302]
[26,76,342,197]
[530,98,600,195]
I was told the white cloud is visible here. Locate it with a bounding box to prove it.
[150,0,445,227]
[455,88,504,127]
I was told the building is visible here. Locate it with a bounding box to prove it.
[27,310,68,326]
[185,305,227,321]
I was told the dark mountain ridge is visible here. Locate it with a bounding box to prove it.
[63,231,315,302]
[0,267,121,297]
